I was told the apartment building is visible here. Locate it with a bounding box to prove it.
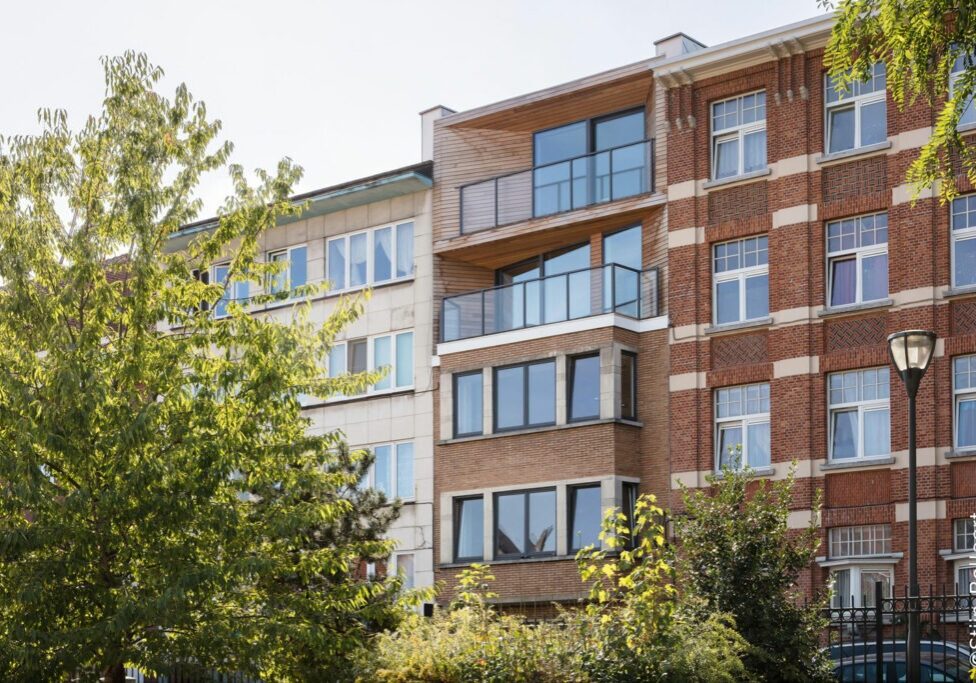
[167,151,436,595]
[658,13,976,607]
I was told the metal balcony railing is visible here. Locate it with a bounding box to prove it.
[459,139,654,234]
[441,264,659,343]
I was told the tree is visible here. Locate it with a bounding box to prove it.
[822,0,976,202]
[675,466,833,682]
[0,52,410,682]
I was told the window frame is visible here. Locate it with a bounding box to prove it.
[492,359,557,433]
[492,486,557,560]
[829,565,893,609]
[361,440,415,502]
[567,352,602,423]
[621,351,637,420]
[267,243,308,297]
[954,517,976,553]
[827,368,890,463]
[532,106,646,167]
[824,63,887,154]
[568,483,603,553]
[622,481,639,548]
[825,213,889,308]
[954,355,976,450]
[211,262,250,319]
[828,524,892,559]
[951,195,976,289]
[712,235,769,325]
[327,330,414,400]
[326,220,415,293]
[950,55,976,129]
[453,370,484,438]
[710,90,767,180]
[713,382,771,472]
[392,552,416,591]
[453,495,485,563]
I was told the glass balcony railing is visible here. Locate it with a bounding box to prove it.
[459,140,654,234]
[441,264,659,343]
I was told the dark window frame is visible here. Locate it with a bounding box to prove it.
[453,370,484,438]
[568,352,602,423]
[453,495,485,563]
[492,359,557,432]
[532,106,647,167]
[494,241,591,286]
[493,487,557,560]
[568,483,602,552]
[622,481,639,549]
[621,351,638,420]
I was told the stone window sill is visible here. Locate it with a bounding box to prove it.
[815,141,892,166]
[958,122,976,135]
[702,168,771,191]
[946,447,976,460]
[819,456,895,472]
[440,417,643,445]
[816,299,893,318]
[439,554,579,570]
[944,285,976,300]
[704,317,773,336]
[711,465,775,480]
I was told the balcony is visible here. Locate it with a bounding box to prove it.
[441,264,660,343]
[459,140,655,234]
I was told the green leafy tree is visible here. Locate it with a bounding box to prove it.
[822,0,976,201]
[675,465,832,682]
[0,52,411,682]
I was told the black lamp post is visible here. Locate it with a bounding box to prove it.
[887,329,937,683]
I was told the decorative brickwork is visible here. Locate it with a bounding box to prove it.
[825,470,891,507]
[710,332,768,370]
[952,300,976,336]
[825,316,886,352]
[707,182,768,225]
[951,462,976,499]
[821,156,887,204]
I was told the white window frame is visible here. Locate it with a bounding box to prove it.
[829,524,892,559]
[826,213,888,308]
[361,440,415,502]
[829,565,893,609]
[951,55,976,129]
[327,330,414,399]
[954,560,976,597]
[326,220,415,293]
[267,243,307,296]
[951,195,976,289]
[211,262,249,319]
[714,382,771,472]
[391,552,416,591]
[953,517,975,553]
[827,368,890,462]
[824,63,887,153]
[953,355,976,450]
[710,90,767,180]
[712,236,769,325]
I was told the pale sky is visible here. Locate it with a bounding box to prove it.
[1,0,824,214]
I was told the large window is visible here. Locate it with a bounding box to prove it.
[951,55,976,128]
[393,553,415,591]
[828,524,893,609]
[825,63,887,154]
[328,331,413,398]
[951,194,976,288]
[453,371,483,438]
[603,225,642,316]
[713,236,769,325]
[711,91,767,180]
[714,383,771,471]
[212,263,250,319]
[826,213,888,307]
[828,368,890,462]
[954,355,976,450]
[569,484,602,552]
[494,360,556,431]
[954,517,975,553]
[268,244,307,296]
[829,524,892,558]
[568,354,601,422]
[326,221,414,291]
[494,488,556,559]
[621,351,637,420]
[494,242,591,330]
[454,496,484,562]
[363,442,414,501]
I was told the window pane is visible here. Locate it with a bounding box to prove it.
[863,409,890,457]
[290,246,308,290]
[860,571,889,607]
[396,442,413,499]
[328,345,346,378]
[349,340,368,374]
[959,566,975,595]
[603,225,642,270]
[743,129,766,173]
[716,279,741,324]
[831,410,858,459]
[832,569,851,608]
[714,138,738,179]
[373,336,391,390]
[397,553,415,590]
[534,121,587,166]
[860,100,886,146]
[395,332,413,387]
[745,273,769,319]
[528,490,556,554]
[570,355,601,421]
[957,399,976,448]
[213,264,230,317]
[621,353,636,419]
[495,492,525,556]
[955,236,976,287]
[374,445,392,497]
[570,486,602,551]
[328,239,346,290]
[528,361,556,425]
[396,222,414,278]
[828,106,856,153]
[456,498,483,559]
[748,422,771,468]
[374,227,392,282]
[350,233,368,287]
[861,252,888,301]
[495,366,524,430]
[718,425,743,468]
[268,252,287,294]
[594,110,644,151]
[830,258,857,306]
[455,373,483,436]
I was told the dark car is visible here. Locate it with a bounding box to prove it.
[833,652,970,681]
[827,640,972,663]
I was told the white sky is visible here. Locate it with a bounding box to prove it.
[1,0,824,215]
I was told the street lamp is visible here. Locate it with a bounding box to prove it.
[887,329,937,683]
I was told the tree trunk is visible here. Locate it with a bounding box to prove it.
[104,662,126,683]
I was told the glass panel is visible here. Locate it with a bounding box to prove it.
[957,398,976,448]
[528,489,556,554]
[456,498,483,560]
[832,569,851,608]
[213,264,230,317]
[861,252,888,302]
[395,332,413,388]
[863,408,890,457]
[828,106,856,153]
[268,252,287,294]
[495,366,524,430]
[454,373,483,436]
[290,246,307,292]
[397,553,415,590]
[543,276,568,323]
[568,270,591,319]
[830,258,857,307]
[831,410,858,459]
[860,99,887,146]
[959,566,975,595]
[373,227,392,282]
[610,265,639,316]
[745,273,769,320]
[743,129,766,173]
[570,486,602,551]
[860,571,889,607]
[533,162,571,216]
[621,353,636,419]
[528,361,556,426]
[716,279,741,324]
[373,336,391,390]
[748,422,771,468]
[524,280,542,327]
[714,137,738,179]
[491,283,524,333]
[396,442,413,499]
[495,492,525,556]
[544,243,590,274]
[350,233,368,287]
[603,226,642,270]
[570,355,601,421]
[396,222,414,278]
[955,236,976,287]
[534,121,587,166]
[328,345,346,378]
[373,445,392,497]
[718,425,743,468]
[587,153,606,206]
[327,239,346,290]
[595,110,644,151]
[349,340,368,374]
[610,142,646,199]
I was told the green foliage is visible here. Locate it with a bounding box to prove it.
[0,52,410,682]
[675,464,833,682]
[823,0,976,202]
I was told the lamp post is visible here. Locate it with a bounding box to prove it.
[887,329,937,683]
